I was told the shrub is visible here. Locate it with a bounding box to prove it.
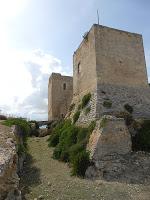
[73,111,80,124]
[48,120,72,147]
[100,117,108,128]
[132,120,150,152]
[48,119,94,177]
[77,128,88,143]
[3,118,30,137]
[71,151,90,177]
[103,100,112,108]
[69,103,75,111]
[53,145,62,160]
[69,143,85,162]
[124,103,133,113]
[48,133,59,147]
[81,93,91,108]
[85,107,91,115]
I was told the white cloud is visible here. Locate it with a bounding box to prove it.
[0,48,70,120]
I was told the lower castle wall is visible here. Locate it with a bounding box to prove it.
[96,83,150,119]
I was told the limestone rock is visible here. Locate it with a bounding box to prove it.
[0,124,23,200]
[38,128,49,137]
[87,115,132,160]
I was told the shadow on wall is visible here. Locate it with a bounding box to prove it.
[19,154,41,199]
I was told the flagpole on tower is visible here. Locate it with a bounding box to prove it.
[97,9,100,25]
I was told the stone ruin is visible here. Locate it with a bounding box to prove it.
[48,24,150,183]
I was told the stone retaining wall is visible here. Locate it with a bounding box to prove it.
[0,124,24,200]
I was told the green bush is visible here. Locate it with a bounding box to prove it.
[81,93,91,108]
[77,128,88,143]
[3,118,30,136]
[103,100,112,108]
[69,143,85,162]
[124,103,133,113]
[132,120,150,152]
[71,151,90,177]
[73,111,80,124]
[48,120,72,147]
[85,107,91,115]
[48,133,59,147]
[53,145,62,160]
[48,120,95,177]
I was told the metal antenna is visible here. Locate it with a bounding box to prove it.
[97,9,100,25]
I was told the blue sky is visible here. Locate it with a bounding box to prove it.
[0,0,150,120]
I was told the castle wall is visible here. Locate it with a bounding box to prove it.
[96,83,150,119]
[94,25,148,87]
[48,73,73,121]
[73,26,97,101]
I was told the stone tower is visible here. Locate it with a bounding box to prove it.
[73,24,150,119]
[48,73,73,121]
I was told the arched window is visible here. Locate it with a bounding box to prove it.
[63,83,66,90]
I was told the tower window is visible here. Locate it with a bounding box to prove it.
[77,62,80,74]
[63,83,66,90]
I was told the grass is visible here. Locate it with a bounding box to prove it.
[85,107,91,115]
[48,120,96,177]
[73,111,80,124]
[81,93,91,108]
[20,136,150,200]
[103,100,112,108]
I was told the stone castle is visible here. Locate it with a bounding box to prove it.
[48,24,150,122]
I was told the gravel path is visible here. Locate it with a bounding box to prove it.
[20,136,150,200]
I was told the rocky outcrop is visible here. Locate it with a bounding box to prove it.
[86,152,150,184]
[86,116,150,184]
[87,115,132,160]
[0,124,22,200]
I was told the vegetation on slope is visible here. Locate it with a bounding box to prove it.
[48,120,96,177]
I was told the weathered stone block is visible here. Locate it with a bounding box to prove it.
[87,116,132,160]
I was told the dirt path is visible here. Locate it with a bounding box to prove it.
[20,136,150,200]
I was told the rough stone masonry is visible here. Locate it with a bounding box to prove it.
[48,24,150,122]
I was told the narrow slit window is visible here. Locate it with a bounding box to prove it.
[77,62,80,74]
[63,83,66,90]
